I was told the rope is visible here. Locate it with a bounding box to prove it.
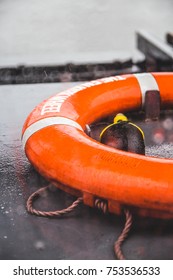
[26,185,83,218]
[95,198,108,214]
[26,185,132,259]
[114,209,133,260]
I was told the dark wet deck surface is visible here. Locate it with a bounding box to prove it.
[1,83,173,260]
[1,0,173,260]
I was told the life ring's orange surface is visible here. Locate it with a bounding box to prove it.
[22,72,173,219]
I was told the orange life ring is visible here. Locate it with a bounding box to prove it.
[22,72,173,219]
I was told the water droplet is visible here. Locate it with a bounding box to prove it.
[34,240,45,250]
[162,118,173,130]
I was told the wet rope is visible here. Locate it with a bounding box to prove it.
[94,199,133,260]
[27,186,132,259]
[114,209,133,260]
[26,185,83,218]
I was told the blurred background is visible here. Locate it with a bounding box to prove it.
[0,0,173,260]
[0,0,173,71]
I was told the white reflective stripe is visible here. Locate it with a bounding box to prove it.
[134,73,159,108]
[22,117,83,149]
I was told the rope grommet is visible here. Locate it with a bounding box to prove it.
[94,198,108,214]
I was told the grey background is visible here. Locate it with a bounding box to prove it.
[0,0,173,66]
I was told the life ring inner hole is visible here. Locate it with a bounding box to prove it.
[88,110,173,159]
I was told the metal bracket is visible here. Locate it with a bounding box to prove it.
[136,30,173,71]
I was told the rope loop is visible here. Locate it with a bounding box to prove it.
[26,186,132,260]
[26,185,83,218]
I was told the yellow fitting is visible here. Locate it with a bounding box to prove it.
[113,113,128,124]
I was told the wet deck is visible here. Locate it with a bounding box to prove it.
[1,83,173,260]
